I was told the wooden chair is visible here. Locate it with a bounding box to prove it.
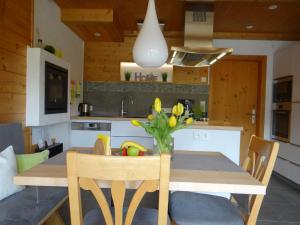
[67,151,171,225]
[169,135,279,225]
[94,139,106,155]
[94,138,113,155]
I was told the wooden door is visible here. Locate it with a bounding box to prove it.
[209,56,266,164]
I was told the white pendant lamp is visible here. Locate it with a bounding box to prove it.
[133,0,168,68]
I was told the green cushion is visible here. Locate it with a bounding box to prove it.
[16,150,49,173]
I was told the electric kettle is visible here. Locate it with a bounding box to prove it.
[78,103,92,116]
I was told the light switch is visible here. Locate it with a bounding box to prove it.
[201,76,207,83]
[193,131,200,139]
[193,131,209,141]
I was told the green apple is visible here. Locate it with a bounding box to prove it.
[127,146,140,156]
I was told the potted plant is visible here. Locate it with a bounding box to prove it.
[192,103,203,121]
[162,72,168,82]
[131,98,193,154]
[125,71,131,81]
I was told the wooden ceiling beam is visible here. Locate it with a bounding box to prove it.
[124,30,300,41]
[214,32,300,41]
[60,8,123,42]
[182,0,299,2]
[61,8,114,24]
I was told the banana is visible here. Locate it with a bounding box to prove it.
[121,141,147,152]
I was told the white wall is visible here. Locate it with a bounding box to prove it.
[31,0,84,150]
[213,39,294,139]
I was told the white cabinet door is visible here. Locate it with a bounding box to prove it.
[71,130,111,147]
[290,103,300,146]
[274,46,294,79]
[277,139,300,166]
[274,157,300,185]
[172,129,241,165]
[111,137,154,149]
[111,121,150,137]
[292,44,300,102]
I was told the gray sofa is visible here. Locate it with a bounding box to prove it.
[0,123,68,225]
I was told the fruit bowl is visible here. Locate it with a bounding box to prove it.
[115,141,147,156]
[115,141,157,156]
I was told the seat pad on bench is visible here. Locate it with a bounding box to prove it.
[0,186,67,225]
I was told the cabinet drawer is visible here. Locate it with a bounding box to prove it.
[290,103,300,146]
[274,157,300,185]
[278,140,300,166]
[111,137,153,149]
[111,121,150,137]
[71,130,111,147]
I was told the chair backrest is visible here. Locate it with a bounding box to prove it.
[94,139,106,155]
[0,123,25,154]
[237,135,279,225]
[67,151,171,225]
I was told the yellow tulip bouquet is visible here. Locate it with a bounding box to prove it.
[131,98,193,153]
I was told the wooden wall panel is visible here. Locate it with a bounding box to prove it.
[84,36,209,84]
[0,0,33,153]
[173,67,209,84]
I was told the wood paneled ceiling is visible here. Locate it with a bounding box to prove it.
[54,0,300,42]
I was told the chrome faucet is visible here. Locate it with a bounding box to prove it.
[121,95,134,117]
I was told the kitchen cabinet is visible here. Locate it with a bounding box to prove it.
[291,103,300,146]
[70,117,242,166]
[70,122,111,147]
[111,121,153,149]
[172,128,241,165]
[111,121,150,137]
[277,140,300,166]
[275,157,300,185]
[274,43,300,101]
[111,137,153,149]
[273,45,295,79]
[292,44,300,102]
[273,43,300,184]
[71,130,111,147]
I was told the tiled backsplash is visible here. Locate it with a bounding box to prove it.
[83,82,209,117]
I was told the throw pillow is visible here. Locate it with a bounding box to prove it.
[16,150,50,173]
[0,145,25,200]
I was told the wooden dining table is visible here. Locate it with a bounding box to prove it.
[14,149,266,195]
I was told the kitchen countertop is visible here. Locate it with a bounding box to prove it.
[71,116,243,131]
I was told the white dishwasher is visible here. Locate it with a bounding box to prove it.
[71,122,111,147]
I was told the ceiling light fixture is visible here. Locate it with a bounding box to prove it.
[133,0,168,68]
[94,32,101,37]
[268,4,278,10]
[246,25,254,30]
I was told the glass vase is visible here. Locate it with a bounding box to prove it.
[153,136,174,156]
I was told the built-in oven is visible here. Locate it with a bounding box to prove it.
[273,76,293,103]
[44,61,68,114]
[272,102,291,142]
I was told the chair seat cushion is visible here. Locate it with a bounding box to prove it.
[169,191,244,225]
[84,207,171,225]
[0,186,67,225]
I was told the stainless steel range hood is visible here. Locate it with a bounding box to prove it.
[168,7,233,67]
